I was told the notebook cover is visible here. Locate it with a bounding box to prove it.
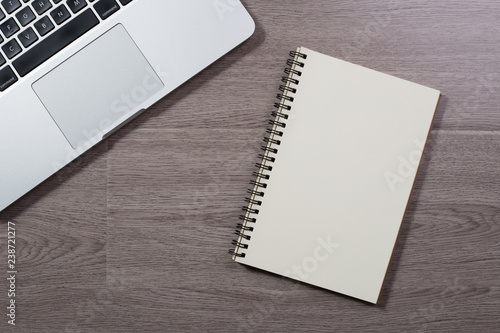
[233,47,441,303]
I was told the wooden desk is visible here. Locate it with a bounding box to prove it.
[1,1,499,332]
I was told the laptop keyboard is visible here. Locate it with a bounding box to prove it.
[0,0,134,92]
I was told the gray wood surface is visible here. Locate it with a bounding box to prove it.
[1,1,499,332]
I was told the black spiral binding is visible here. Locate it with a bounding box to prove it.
[229,49,308,259]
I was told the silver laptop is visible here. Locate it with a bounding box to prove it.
[0,0,255,211]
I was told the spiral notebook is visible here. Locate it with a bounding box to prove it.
[230,47,441,303]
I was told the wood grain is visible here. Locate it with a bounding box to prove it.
[1,0,499,332]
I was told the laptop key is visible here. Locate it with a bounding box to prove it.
[66,0,87,14]
[0,66,18,92]
[33,15,54,36]
[2,38,21,59]
[94,0,119,20]
[118,0,132,5]
[0,17,19,38]
[15,6,35,26]
[13,9,99,77]
[50,5,71,25]
[32,0,52,16]
[18,27,38,48]
[1,0,21,14]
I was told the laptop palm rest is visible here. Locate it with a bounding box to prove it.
[32,24,164,150]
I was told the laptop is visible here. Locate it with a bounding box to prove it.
[0,0,255,211]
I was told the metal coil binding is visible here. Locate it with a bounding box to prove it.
[279,85,297,94]
[252,171,270,180]
[273,102,292,111]
[271,111,289,120]
[229,49,307,259]
[276,93,294,102]
[281,76,300,86]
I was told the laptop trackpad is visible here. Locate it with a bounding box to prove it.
[33,24,164,149]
